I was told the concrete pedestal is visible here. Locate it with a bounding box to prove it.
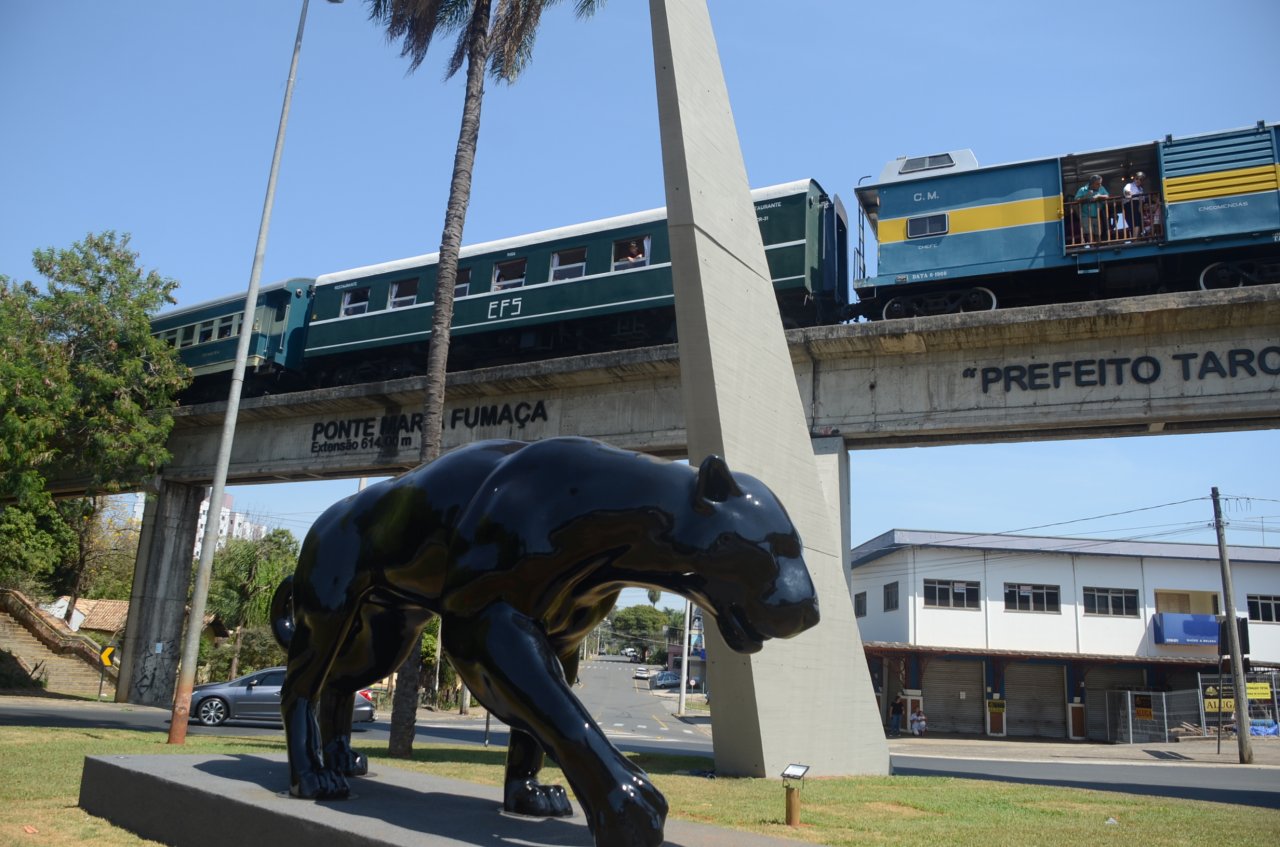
[79,754,803,847]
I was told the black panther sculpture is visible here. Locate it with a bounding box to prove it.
[270,436,819,847]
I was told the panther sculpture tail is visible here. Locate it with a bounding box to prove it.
[270,575,295,649]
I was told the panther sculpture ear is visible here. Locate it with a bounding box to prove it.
[694,455,743,510]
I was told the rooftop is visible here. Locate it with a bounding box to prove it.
[850,529,1280,569]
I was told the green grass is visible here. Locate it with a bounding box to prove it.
[1,725,1274,846]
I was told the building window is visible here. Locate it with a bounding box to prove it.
[612,236,650,270]
[551,247,588,281]
[906,213,948,238]
[1155,590,1219,615]
[341,287,371,316]
[854,591,867,618]
[883,581,899,612]
[493,258,527,291]
[924,579,980,609]
[454,267,471,299]
[1004,583,1060,613]
[390,278,419,309]
[1083,587,1139,617]
[1248,594,1280,623]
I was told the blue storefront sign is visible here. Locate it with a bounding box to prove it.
[1153,612,1219,645]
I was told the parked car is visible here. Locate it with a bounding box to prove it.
[652,671,681,689]
[632,666,651,680]
[189,666,376,727]
[652,671,698,690]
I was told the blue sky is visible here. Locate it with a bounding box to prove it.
[3,2,1277,609]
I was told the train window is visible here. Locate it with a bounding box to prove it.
[179,325,195,348]
[551,247,588,281]
[906,214,948,239]
[612,237,650,270]
[454,267,471,298]
[493,258,526,291]
[216,316,237,339]
[341,287,371,317]
[158,329,179,348]
[899,153,955,174]
[197,320,215,344]
[390,279,419,309]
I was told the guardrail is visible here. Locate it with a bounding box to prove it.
[1065,193,1164,250]
[0,588,119,684]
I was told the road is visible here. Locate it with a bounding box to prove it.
[0,656,713,758]
[4,656,1277,808]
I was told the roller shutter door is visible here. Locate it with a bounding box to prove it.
[1084,666,1146,741]
[1005,663,1066,738]
[922,659,985,734]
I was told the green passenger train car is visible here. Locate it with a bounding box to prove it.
[151,278,314,401]
[303,179,847,384]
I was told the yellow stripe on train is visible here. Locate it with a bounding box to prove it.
[1164,163,1280,204]
[879,196,1062,244]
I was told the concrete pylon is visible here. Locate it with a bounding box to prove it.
[649,0,888,777]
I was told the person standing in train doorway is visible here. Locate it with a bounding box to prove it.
[1123,171,1146,237]
[1075,174,1108,244]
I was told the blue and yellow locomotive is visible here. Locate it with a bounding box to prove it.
[851,121,1280,320]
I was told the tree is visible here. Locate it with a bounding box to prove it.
[79,497,143,601]
[206,529,299,679]
[365,0,605,758]
[646,588,662,607]
[0,232,189,601]
[612,604,666,660]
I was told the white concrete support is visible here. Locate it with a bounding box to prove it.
[650,0,887,777]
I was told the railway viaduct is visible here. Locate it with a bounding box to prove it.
[112,283,1280,709]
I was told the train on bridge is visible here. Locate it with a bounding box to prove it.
[155,122,1278,400]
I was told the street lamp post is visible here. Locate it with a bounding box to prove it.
[167,0,340,744]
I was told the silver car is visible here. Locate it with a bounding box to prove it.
[189,666,376,726]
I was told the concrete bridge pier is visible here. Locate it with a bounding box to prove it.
[117,478,203,707]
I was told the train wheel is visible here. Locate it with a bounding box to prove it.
[1199,262,1243,290]
[959,287,997,312]
[882,298,909,320]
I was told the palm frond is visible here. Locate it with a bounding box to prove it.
[489,0,545,82]
[366,0,453,74]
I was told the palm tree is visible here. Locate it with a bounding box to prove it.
[646,588,662,607]
[365,0,605,758]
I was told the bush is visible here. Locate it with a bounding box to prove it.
[0,647,44,691]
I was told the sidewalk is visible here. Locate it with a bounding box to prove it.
[884,731,1280,767]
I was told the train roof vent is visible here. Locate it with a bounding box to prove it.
[900,153,955,174]
[877,149,978,183]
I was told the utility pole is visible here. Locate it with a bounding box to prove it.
[167,0,342,743]
[1211,487,1253,765]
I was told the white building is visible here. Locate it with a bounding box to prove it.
[849,530,1279,740]
[193,493,269,559]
